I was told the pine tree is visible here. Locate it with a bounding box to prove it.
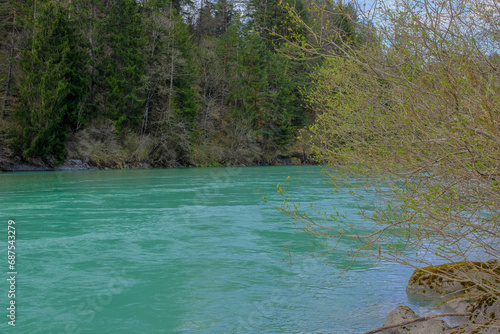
[247,0,307,50]
[142,0,197,162]
[94,0,147,130]
[0,0,19,119]
[16,1,89,164]
[196,0,234,38]
[232,0,311,150]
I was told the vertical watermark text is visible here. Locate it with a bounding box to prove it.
[7,219,16,326]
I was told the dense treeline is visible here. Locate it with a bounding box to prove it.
[0,0,361,168]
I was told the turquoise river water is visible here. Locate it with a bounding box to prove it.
[0,166,438,333]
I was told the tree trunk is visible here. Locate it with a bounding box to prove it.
[141,94,151,135]
[1,22,15,119]
[197,0,204,44]
[169,1,175,112]
[89,3,97,109]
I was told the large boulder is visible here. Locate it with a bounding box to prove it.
[447,296,500,333]
[57,159,98,171]
[441,295,475,315]
[439,297,500,333]
[402,260,500,334]
[406,260,500,299]
[382,306,450,334]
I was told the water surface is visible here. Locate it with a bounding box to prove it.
[0,166,437,333]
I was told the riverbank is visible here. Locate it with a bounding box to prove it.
[0,155,316,172]
[380,261,500,334]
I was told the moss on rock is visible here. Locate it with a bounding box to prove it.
[407,261,500,299]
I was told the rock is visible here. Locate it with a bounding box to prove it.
[407,261,500,299]
[382,306,450,334]
[10,163,52,171]
[442,293,500,333]
[404,261,500,333]
[274,155,292,165]
[56,159,98,171]
[442,296,476,314]
[445,316,500,334]
[467,296,500,326]
[1,158,99,172]
[125,162,151,169]
[407,265,467,298]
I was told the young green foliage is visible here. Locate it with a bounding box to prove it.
[278,0,500,305]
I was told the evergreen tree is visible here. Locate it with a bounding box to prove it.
[142,0,197,162]
[0,0,316,166]
[143,0,197,122]
[197,0,234,38]
[247,0,307,50]
[16,1,89,164]
[171,0,195,18]
[236,0,312,150]
[94,0,147,130]
[0,0,19,119]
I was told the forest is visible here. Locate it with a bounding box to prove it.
[0,0,363,169]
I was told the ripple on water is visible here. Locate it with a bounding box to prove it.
[0,166,438,333]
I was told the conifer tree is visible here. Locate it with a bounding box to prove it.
[243,0,311,150]
[16,1,89,164]
[0,0,20,119]
[94,0,147,130]
[197,0,234,38]
[248,0,307,50]
[142,0,196,162]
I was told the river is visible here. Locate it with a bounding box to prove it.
[0,166,437,333]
